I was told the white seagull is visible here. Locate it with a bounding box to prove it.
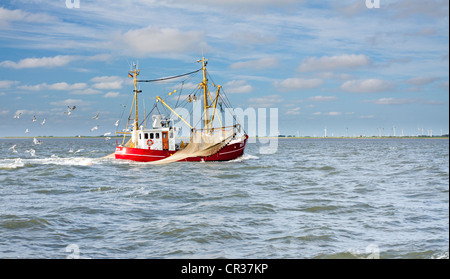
[25,128,29,133]
[41,118,46,125]
[90,125,99,132]
[92,113,100,120]
[33,137,41,145]
[64,105,76,115]
[13,112,22,119]
[32,115,37,122]
[114,120,120,126]
[9,145,17,153]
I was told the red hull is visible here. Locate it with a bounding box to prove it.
[115,136,248,162]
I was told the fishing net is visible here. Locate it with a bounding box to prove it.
[149,128,235,165]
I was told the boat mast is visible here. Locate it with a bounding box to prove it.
[130,64,140,132]
[198,57,209,131]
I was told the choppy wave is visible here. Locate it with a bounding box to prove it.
[0,157,97,168]
[0,138,448,258]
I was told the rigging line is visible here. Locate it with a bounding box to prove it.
[140,103,158,128]
[137,68,202,83]
[175,81,184,108]
[115,104,127,134]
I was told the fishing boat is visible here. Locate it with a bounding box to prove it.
[114,58,248,163]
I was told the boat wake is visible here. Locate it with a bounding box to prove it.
[0,152,258,169]
[0,157,98,169]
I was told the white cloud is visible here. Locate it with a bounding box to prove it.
[275,78,323,91]
[70,88,102,95]
[48,82,87,91]
[307,96,337,102]
[249,94,283,107]
[0,80,19,89]
[91,78,123,90]
[230,57,279,70]
[18,82,87,91]
[230,31,277,46]
[225,80,253,94]
[0,55,76,69]
[438,81,449,90]
[50,99,88,106]
[298,54,372,72]
[286,107,301,115]
[0,7,57,28]
[406,76,439,85]
[104,92,120,98]
[327,112,341,116]
[387,0,449,18]
[368,98,419,105]
[93,81,123,89]
[340,79,396,93]
[116,26,205,56]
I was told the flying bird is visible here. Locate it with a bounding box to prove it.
[90,125,99,132]
[41,118,46,125]
[25,149,35,156]
[33,137,41,145]
[64,106,76,115]
[32,115,37,122]
[9,145,17,153]
[13,112,22,119]
[103,132,111,136]
[92,113,100,120]
[25,128,29,133]
[114,120,120,126]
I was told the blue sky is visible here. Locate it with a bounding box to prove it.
[0,0,448,137]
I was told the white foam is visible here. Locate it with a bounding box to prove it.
[227,154,259,163]
[430,251,449,259]
[0,158,25,169]
[37,157,96,166]
[0,157,97,168]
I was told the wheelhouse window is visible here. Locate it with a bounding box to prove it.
[150,133,154,139]
[155,133,160,139]
[144,133,148,139]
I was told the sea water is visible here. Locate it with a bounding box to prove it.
[0,138,448,259]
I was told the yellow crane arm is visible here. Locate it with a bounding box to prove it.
[156,96,193,129]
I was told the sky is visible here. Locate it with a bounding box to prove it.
[0,0,448,137]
